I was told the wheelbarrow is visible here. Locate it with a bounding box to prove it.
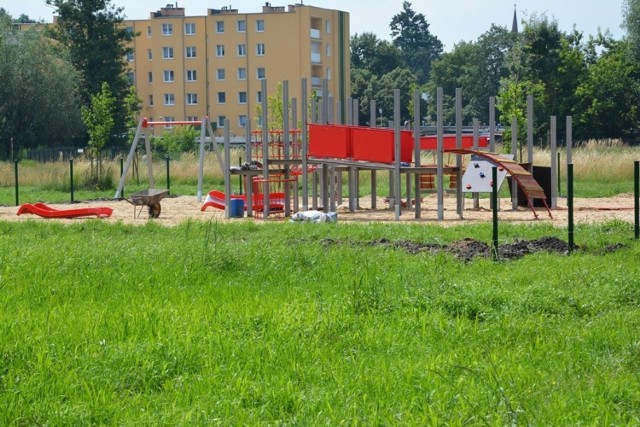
[127,189,169,218]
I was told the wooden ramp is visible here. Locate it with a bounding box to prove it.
[446,149,552,219]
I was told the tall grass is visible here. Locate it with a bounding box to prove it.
[0,220,638,424]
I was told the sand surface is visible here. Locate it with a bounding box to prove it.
[0,193,637,227]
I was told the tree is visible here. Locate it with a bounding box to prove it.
[373,67,418,125]
[623,0,640,59]
[82,82,115,182]
[574,40,640,140]
[351,32,402,76]
[390,2,443,84]
[46,0,135,148]
[0,19,83,160]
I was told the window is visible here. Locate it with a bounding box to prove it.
[164,116,175,128]
[187,93,198,105]
[326,67,331,80]
[162,23,173,36]
[256,67,265,79]
[147,26,151,37]
[216,68,225,80]
[256,19,265,32]
[326,44,331,57]
[216,45,225,57]
[325,20,331,33]
[217,116,226,128]
[217,92,226,104]
[126,52,134,61]
[147,49,152,60]
[237,67,247,80]
[256,43,265,56]
[162,47,174,59]
[184,22,196,35]
[238,115,248,127]
[238,92,247,104]
[186,69,197,81]
[126,26,134,35]
[256,91,263,103]
[126,71,134,84]
[237,20,246,32]
[148,72,153,83]
[237,44,246,57]
[163,70,174,82]
[187,116,199,122]
[186,46,196,58]
[148,95,154,106]
[164,93,175,106]
[216,21,224,33]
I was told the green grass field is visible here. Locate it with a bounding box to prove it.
[1,219,639,424]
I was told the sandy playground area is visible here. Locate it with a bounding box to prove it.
[0,193,637,227]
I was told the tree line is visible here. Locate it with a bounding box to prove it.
[352,1,640,145]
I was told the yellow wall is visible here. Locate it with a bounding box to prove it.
[125,4,350,138]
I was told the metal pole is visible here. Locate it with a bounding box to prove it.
[557,152,561,198]
[455,88,463,218]
[527,95,534,165]
[550,116,558,208]
[394,89,401,220]
[370,99,377,209]
[301,78,309,211]
[489,96,496,153]
[568,163,574,253]
[70,158,75,203]
[472,118,479,209]
[413,90,421,218]
[437,87,444,221]
[14,159,19,207]
[492,165,499,261]
[120,157,124,198]
[511,116,518,210]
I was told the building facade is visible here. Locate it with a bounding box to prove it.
[124,3,350,138]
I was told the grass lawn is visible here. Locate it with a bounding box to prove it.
[0,219,639,424]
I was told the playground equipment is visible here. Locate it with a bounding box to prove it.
[17,202,113,218]
[115,117,223,204]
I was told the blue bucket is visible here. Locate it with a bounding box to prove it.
[229,198,244,218]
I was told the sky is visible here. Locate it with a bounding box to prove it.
[7,0,626,51]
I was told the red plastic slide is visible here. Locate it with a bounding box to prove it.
[17,202,113,218]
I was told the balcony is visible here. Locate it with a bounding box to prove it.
[311,77,322,86]
[311,52,321,63]
[310,28,320,39]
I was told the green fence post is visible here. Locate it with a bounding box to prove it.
[14,159,19,206]
[492,166,499,261]
[568,163,574,253]
[70,158,75,203]
[635,160,639,240]
[165,155,171,195]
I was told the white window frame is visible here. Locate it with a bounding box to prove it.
[256,20,265,32]
[162,47,174,59]
[163,70,174,82]
[237,67,247,80]
[238,91,247,104]
[216,45,225,57]
[216,21,224,33]
[186,46,196,58]
[256,67,266,79]
[164,116,176,128]
[186,93,198,105]
[126,52,134,61]
[256,91,263,103]
[162,23,173,36]
[148,95,154,106]
[238,115,248,127]
[217,116,226,128]
[216,68,225,81]
[184,22,196,35]
[147,49,153,60]
[237,20,246,32]
[186,69,197,82]
[256,43,265,56]
[237,44,246,57]
[148,72,153,83]
[164,93,175,106]
[217,92,226,104]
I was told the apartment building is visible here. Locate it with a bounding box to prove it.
[124,3,350,138]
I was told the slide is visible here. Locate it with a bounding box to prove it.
[17,202,113,219]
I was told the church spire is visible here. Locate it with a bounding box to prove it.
[511,3,519,34]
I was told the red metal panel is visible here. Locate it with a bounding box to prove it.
[420,134,489,150]
[350,127,413,163]
[308,124,352,158]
